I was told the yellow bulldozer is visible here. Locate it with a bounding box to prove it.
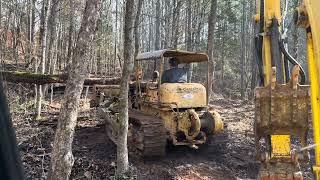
[96,49,226,157]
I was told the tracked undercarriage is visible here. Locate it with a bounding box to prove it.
[128,109,167,157]
[100,105,167,157]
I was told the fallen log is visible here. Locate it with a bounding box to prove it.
[0,71,121,85]
[83,78,121,86]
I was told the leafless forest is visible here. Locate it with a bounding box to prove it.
[0,0,314,179]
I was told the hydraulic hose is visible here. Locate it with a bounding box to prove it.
[270,18,285,83]
[254,0,265,86]
[254,36,265,86]
[279,39,306,85]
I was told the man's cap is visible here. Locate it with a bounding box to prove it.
[169,57,179,67]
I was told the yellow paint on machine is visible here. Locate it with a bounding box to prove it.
[159,83,207,108]
[264,0,281,28]
[270,135,291,158]
[262,0,291,159]
[307,32,320,179]
[304,0,320,178]
[262,0,282,86]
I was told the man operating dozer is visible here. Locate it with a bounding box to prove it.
[161,57,188,84]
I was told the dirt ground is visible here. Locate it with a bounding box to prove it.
[12,95,314,179]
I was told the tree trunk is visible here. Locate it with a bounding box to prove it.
[47,0,59,74]
[66,0,74,65]
[186,0,192,51]
[172,0,181,49]
[163,0,171,49]
[116,0,135,175]
[186,0,193,82]
[0,0,1,43]
[97,46,102,74]
[113,0,118,73]
[134,0,144,62]
[220,20,226,82]
[207,0,217,99]
[240,1,246,99]
[0,0,1,28]
[36,0,52,120]
[11,5,19,69]
[48,0,101,179]
[25,0,35,67]
[195,0,205,51]
[154,0,160,50]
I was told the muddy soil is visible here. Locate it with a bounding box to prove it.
[13,97,314,179]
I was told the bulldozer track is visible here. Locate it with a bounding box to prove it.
[201,131,229,154]
[129,109,167,157]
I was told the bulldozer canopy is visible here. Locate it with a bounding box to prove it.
[136,49,208,64]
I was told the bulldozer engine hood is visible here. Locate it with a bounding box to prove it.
[159,83,206,108]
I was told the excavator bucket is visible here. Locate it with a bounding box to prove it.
[254,66,310,179]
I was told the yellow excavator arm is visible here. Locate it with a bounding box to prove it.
[300,0,320,178]
[254,0,320,179]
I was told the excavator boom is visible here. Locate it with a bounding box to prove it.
[254,0,320,179]
[301,0,320,178]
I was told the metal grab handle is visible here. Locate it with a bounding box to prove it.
[297,144,319,153]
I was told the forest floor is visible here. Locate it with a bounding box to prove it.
[11,92,314,180]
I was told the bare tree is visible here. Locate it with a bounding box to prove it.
[154,0,160,50]
[134,0,144,61]
[35,0,52,120]
[186,0,192,51]
[207,0,217,99]
[186,0,193,82]
[47,0,59,74]
[0,0,2,63]
[0,0,2,28]
[116,0,135,175]
[66,0,74,65]
[48,0,101,179]
[171,0,182,49]
[240,0,246,99]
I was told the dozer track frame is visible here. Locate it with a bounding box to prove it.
[128,109,167,157]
